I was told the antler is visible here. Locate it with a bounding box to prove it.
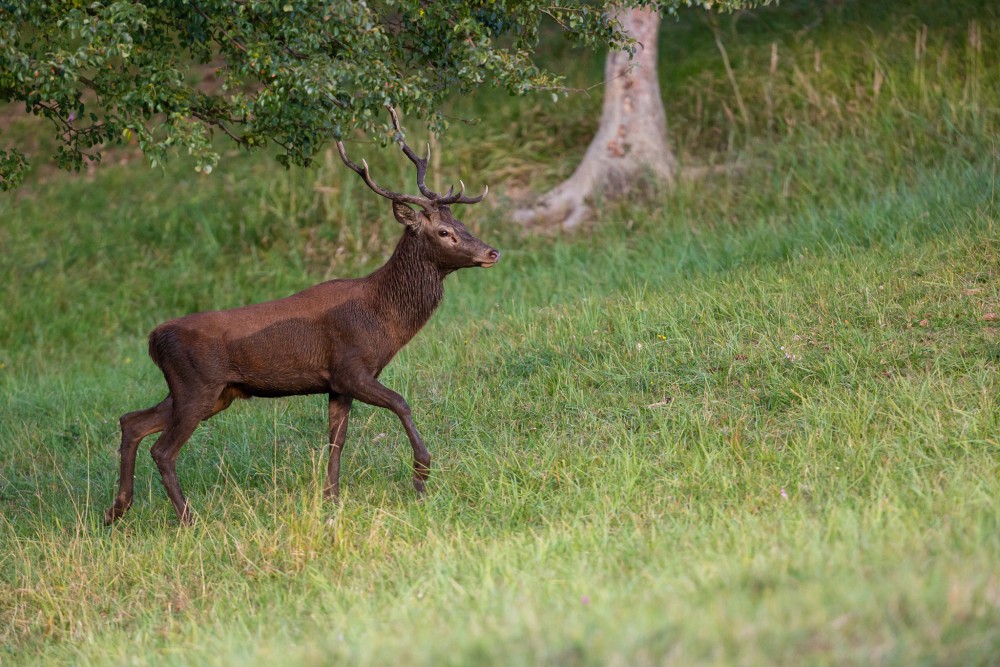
[387,106,489,206]
[335,140,435,210]
[387,106,438,200]
[337,106,490,209]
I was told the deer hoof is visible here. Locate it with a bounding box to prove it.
[104,498,131,525]
[412,477,427,495]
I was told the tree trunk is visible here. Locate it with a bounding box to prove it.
[513,7,675,229]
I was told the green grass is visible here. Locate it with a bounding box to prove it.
[2,1,999,664]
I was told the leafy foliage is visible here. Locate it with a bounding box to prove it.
[0,0,756,187]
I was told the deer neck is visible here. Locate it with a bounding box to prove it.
[368,228,445,335]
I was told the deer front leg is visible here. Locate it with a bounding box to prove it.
[343,373,431,495]
[325,394,353,502]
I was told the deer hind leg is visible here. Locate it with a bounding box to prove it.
[149,385,235,525]
[105,396,173,525]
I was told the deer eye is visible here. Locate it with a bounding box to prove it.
[438,229,450,238]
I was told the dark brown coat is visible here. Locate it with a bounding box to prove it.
[105,113,498,525]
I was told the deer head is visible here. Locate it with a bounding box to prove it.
[336,107,499,273]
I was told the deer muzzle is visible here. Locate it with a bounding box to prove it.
[477,248,500,268]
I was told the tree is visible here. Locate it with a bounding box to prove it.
[0,2,758,192]
[515,2,774,229]
[0,1,628,189]
[514,6,672,229]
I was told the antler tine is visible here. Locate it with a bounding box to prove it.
[386,105,439,199]
[437,179,490,206]
[336,140,434,209]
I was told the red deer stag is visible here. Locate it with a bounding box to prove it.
[105,108,499,525]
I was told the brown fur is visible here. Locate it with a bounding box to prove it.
[105,166,499,525]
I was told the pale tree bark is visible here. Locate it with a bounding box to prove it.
[513,6,675,229]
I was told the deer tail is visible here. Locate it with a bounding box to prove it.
[147,325,180,370]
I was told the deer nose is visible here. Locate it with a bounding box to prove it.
[487,249,500,262]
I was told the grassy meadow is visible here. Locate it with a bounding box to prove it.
[2,1,999,664]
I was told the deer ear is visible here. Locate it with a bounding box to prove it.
[392,201,422,227]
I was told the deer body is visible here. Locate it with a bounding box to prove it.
[151,230,445,400]
[105,110,498,525]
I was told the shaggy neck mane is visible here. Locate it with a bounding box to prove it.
[367,226,445,336]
